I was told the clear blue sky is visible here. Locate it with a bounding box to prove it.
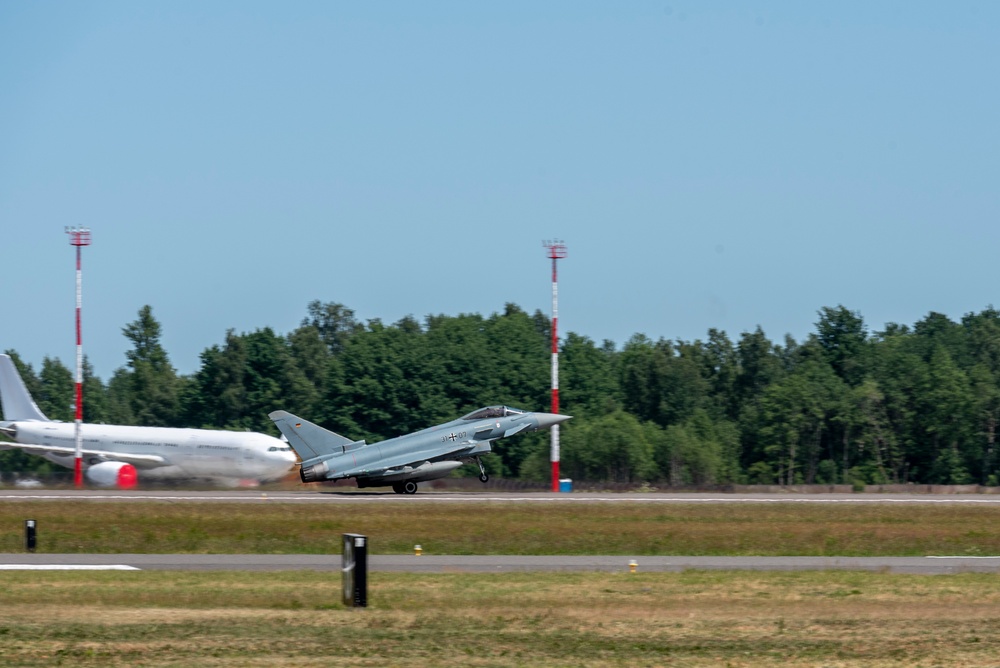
[2,2,998,379]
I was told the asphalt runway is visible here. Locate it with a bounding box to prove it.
[5,489,1000,504]
[2,553,1000,574]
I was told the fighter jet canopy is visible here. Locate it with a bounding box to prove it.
[460,406,526,420]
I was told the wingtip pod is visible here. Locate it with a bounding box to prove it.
[0,354,49,422]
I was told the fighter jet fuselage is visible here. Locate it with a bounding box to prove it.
[269,406,570,494]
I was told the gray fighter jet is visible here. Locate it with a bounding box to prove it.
[268,406,571,494]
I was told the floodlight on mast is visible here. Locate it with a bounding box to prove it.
[65,226,91,488]
[542,239,567,493]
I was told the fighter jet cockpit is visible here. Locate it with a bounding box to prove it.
[460,405,527,420]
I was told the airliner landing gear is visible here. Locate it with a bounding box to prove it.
[476,457,489,484]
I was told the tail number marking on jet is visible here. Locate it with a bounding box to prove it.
[442,432,466,442]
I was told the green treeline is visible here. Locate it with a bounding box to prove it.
[5,301,1000,486]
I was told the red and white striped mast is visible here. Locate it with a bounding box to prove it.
[543,240,567,493]
[66,226,91,488]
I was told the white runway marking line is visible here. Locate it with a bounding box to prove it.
[310,496,1000,504]
[334,497,1000,504]
[925,556,1000,559]
[0,495,224,501]
[0,565,140,570]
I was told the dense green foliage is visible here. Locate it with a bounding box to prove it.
[7,301,1000,486]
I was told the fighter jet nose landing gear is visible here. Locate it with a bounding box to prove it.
[476,457,489,484]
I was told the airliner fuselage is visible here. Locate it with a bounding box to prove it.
[0,354,297,487]
[7,420,296,482]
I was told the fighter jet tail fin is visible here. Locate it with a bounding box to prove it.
[268,410,354,460]
[0,354,49,422]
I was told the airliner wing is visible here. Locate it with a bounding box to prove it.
[0,441,169,468]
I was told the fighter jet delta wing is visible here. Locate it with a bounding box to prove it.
[269,405,571,494]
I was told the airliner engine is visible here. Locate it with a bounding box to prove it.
[85,461,139,489]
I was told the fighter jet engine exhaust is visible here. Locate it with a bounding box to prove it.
[299,459,330,483]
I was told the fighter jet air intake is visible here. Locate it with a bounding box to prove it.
[269,406,571,493]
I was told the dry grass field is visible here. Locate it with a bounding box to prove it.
[1,570,999,667]
[1,501,999,556]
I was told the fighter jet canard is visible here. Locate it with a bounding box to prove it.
[268,406,571,494]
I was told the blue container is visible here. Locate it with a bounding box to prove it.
[559,478,573,493]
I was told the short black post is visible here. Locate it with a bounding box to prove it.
[342,533,368,608]
[25,519,36,553]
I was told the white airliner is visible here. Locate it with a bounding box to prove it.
[0,354,297,487]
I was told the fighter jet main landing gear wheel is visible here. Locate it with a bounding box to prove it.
[476,457,489,484]
[392,483,405,494]
[403,481,418,495]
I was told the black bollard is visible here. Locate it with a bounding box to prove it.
[25,519,36,553]
[342,533,368,608]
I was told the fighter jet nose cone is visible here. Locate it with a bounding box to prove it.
[534,413,573,430]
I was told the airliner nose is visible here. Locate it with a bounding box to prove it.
[267,447,297,475]
[533,413,572,430]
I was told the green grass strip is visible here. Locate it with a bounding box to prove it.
[1,501,999,556]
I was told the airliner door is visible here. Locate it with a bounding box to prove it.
[241,441,255,477]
